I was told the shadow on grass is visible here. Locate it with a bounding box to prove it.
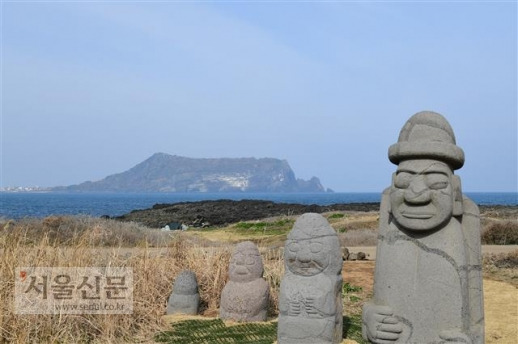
[155,319,277,344]
[155,315,367,344]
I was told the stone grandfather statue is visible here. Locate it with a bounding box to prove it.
[278,213,343,344]
[220,241,269,322]
[362,111,484,344]
[166,270,200,315]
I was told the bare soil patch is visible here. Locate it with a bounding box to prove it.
[343,261,375,297]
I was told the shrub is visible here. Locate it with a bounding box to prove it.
[484,250,518,269]
[0,216,171,247]
[481,221,518,245]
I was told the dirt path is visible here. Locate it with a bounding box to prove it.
[484,280,518,343]
[346,245,518,261]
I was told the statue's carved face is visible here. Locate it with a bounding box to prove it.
[390,159,454,232]
[285,237,330,276]
[229,247,263,283]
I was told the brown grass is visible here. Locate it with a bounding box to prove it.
[327,212,379,232]
[1,213,516,343]
[1,216,172,247]
[0,217,284,343]
[189,212,381,248]
[0,218,175,342]
[326,212,379,247]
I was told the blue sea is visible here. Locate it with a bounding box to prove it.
[0,192,516,219]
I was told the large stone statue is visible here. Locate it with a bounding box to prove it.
[362,111,484,344]
[220,241,269,322]
[166,270,200,315]
[278,213,343,344]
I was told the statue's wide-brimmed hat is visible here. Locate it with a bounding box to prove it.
[388,111,465,170]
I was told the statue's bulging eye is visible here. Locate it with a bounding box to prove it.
[429,182,448,190]
[310,242,323,253]
[394,172,412,189]
[288,243,300,252]
[426,174,449,190]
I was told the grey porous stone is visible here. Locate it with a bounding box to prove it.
[362,111,484,344]
[342,247,350,261]
[347,252,367,261]
[166,270,200,315]
[278,213,343,344]
[220,241,270,322]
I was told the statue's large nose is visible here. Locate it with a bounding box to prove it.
[297,247,311,263]
[404,175,431,204]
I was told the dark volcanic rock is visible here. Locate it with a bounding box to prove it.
[115,200,380,228]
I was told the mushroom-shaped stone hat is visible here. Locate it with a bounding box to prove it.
[388,111,465,170]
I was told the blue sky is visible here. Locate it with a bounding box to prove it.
[2,1,517,192]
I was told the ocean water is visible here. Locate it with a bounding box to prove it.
[0,192,516,219]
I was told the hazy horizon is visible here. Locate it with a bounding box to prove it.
[2,151,517,194]
[2,2,517,192]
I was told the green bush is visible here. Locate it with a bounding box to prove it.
[328,213,345,219]
[273,219,294,227]
[234,219,294,232]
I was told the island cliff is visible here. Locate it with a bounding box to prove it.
[57,153,327,193]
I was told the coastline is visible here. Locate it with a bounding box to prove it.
[112,199,517,228]
[2,193,517,223]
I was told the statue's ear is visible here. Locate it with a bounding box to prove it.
[386,173,397,213]
[452,175,463,216]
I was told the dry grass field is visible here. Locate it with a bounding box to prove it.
[0,213,516,343]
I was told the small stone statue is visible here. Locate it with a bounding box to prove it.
[166,270,200,315]
[278,213,343,344]
[362,111,484,344]
[220,241,269,322]
[342,247,350,261]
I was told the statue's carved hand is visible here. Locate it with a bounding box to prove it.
[439,330,472,344]
[288,299,301,316]
[362,303,402,344]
